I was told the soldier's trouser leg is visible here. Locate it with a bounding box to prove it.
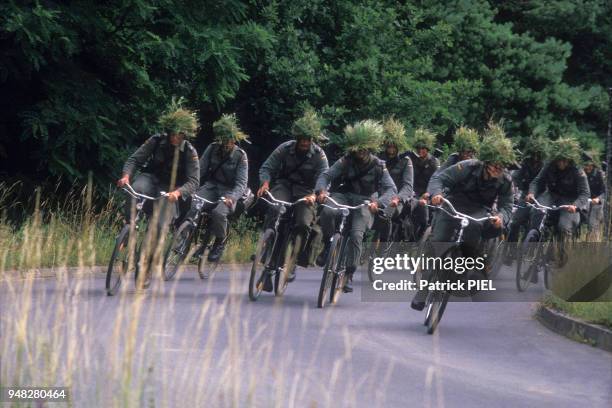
[410,201,429,239]
[125,173,158,222]
[346,204,374,270]
[587,202,604,232]
[558,210,579,238]
[293,201,315,245]
[507,204,530,242]
[263,184,292,230]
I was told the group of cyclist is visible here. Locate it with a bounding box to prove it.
[116,101,607,308]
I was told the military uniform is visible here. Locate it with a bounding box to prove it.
[507,158,544,242]
[315,153,397,269]
[259,140,329,234]
[585,167,605,233]
[122,134,200,228]
[191,142,248,240]
[438,152,463,173]
[428,160,513,247]
[405,151,439,237]
[371,152,414,240]
[528,162,590,236]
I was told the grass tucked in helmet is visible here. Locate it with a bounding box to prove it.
[213,113,249,143]
[479,136,516,166]
[158,99,199,138]
[583,148,601,167]
[550,137,581,164]
[452,126,479,154]
[382,117,410,151]
[342,120,384,152]
[521,135,549,160]
[412,128,436,151]
[292,108,322,142]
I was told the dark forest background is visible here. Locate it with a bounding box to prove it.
[1,0,610,195]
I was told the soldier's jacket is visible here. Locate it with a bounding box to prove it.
[380,152,413,203]
[585,168,605,199]
[438,152,462,173]
[428,160,514,223]
[529,162,590,210]
[405,151,439,197]
[315,153,397,206]
[122,134,200,198]
[512,158,544,194]
[199,142,248,201]
[259,140,329,193]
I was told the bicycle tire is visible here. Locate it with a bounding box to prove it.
[197,229,218,280]
[516,230,540,292]
[163,221,195,281]
[249,229,276,301]
[106,225,131,296]
[426,290,450,335]
[317,234,341,308]
[275,234,302,297]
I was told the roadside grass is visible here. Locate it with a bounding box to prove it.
[543,294,612,329]
[0,181,257,273]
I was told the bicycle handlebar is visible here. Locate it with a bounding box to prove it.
[427,197,495,224]
[122,183,168,201]
[529,197,573,211]
[193,193,226,205]
[322,196,371,211]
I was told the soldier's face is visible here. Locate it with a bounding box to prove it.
[485,163,504,179]
[556,159,569,170]
[417,147,428,159]
[584,164,593,174]
[297,138,312,153]
[352,149,369,163]
[222,140,235,154]
[459,150,474,161]
[385,144,398,158]
[169,132,184,146]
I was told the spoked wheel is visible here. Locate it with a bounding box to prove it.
[366,231,381,283]
[163,221,195,281]
[317,234,341,308]
[330,268,346,305]
[197,230,218,280]
[516,230,540,292]
[275,234,302,297]
[106,225,131,296]
[249,229,276,301]
[425,290,451,334]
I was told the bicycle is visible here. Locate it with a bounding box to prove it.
[106,184,169,296]
[421,198,495,334]
[162,194,226,281]
[317,197,370,309]
[515,198,576,292]
[249,191,308,300]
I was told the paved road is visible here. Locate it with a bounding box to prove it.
[1,264,610,407]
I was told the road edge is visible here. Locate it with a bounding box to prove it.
[535,304,612,353]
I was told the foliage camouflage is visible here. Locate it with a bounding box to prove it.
[158,99,199,138]
[480,124,516,165]
[341,120,384,152]
[291,108,322,141]
[452,127,480,154]
[521,135,549,160]
[382,117,410,152]
[213,114,248,143]
[412,128,436,151]
[0,0,609,189]
[550,137,582,164]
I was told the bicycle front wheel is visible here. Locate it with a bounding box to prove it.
[425,290,450,335]
[106,225,131,296]
[516,230,540,292]
[317,233,341,308]
[249,229,276,301]
[276,234,302,297]
[163,221,195,281]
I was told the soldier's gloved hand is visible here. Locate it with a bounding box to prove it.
[223,197,233,208]
[167,190,181,202]
[525,193,535,203]
[304,194,316,206]
[117,175,130,187]
[390,197,400,208]
[368,201,379,214]
[490,215,502,229]
[566,205,577,213]
[257,181,270,198]
[430,194,443,206]
[317,190,328,204]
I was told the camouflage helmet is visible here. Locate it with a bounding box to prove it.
[342,120,384,152]
[583,148,601,167]
[158,98,199,138]
[452,126,479,154]
[522,135,549,160]
[479,124,516,166]
[412,127,436,151]
[382,117,410,152]
[292,108,323,142]
[213,113,249,143]
[550,136,581,164]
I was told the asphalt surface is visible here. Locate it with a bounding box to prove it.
[1,263,610,407]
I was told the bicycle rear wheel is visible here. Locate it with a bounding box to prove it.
[275,234,302,297]
[516,230,540,292]
[106,225,131,296]
[163,221,194,281]
[249,229,275,301]
[317,234,341,308]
